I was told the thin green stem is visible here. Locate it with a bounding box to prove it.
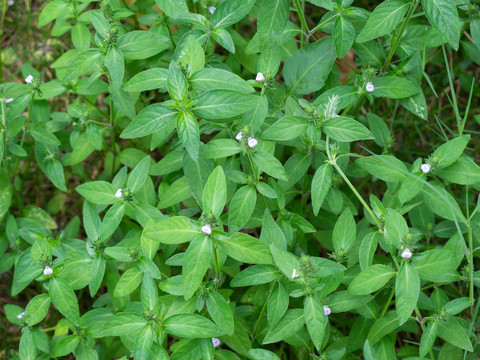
[292,0,309,47]
[441,45,461,132]
[379,286,395,318]
[467,219,474,315]
[109,97,116,179]
[247,152,258,181]
[1,98,10,177]
[382,2,417,72]
[326,137,383,231]
[414,307,436,360]
[309,14,337,36]
[252,281,276,339]
[0,0,7,83]
[212,238,221,290]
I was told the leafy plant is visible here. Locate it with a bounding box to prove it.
[1,0,480,359]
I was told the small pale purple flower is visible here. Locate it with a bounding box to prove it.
[208,7,216,14]
[247,137,257,148]
[255,72,265,82]
[201,224,212,235]
[235,131,243,141]
[366,82,374,92]
[17,312,25,319]
[291,268,299,279]
[401,248,412,259]
[4,98,13,103]
[421,163,431,174]
[25,75,34,84]
[7,0,14,5]
[115,189,123,198]
[212,337,220,347]
[43,266,53,275]
[323,305,331,316]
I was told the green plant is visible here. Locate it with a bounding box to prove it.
[1,0,480,359]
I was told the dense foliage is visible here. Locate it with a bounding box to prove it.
[1,0,480,359]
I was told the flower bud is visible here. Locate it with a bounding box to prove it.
[212,338,220,347]
[366,82,374,92]
[323,305,331,316]
[115,189,123,198]
[43,266,53,275]
[25,75,34,84]
[17,312,25,319]
[4,98,13,103]
[247,137,257,148]
[421,163,431,174]
[291,268,299,279]
[201,224,212,235]
[235,131,243,141]
[255,72,265,82]
[401,248,412,259]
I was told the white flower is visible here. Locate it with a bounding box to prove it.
[247,137,257,148]
[323,305,331,316]
[421,163,431,174]
[43,266,53,275]
[208,7,216,14]
[291,268,299,279]
[17,312,25,319]
[7,0,13,5]
[25,75,34,84]
[201,224,212,235]
[401,248,412,259]
[235,131,243,141]
[255,72,265,82]
[212,338,220,347]
[366,82,374,92]
[115,189,123,198]
[4,98,13,103]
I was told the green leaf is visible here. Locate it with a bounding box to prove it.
[334,16,355,58]
[384,208,408,253]
[143,216,201,244]
[121,104,178,139]
[283,37,336,95]
[217,232,273,264]
[263,309,305,344]
[262,116,309,141]
[348,264,396,295]
[420,321,437,357]
[38,0,69,28]
[134,324,154,360]
[192,90,255,120]
[206,289,234,336]
[212,0,256,28]
[177,111,200,160]
[19,327,37,360]
[270,244,300,279]
[304,295,327,351]
[231,265,280,287]
[30,128,61,146]
[249,349,281,360]
[413,249,459,282]
[72,22,90,50]
[356,0,410,43]
[203,166,227,218]
[158,176,191,208]
[177,35,205,77]
[372,77,420,99]
[267,282,289,328]
[105,45,124,88]
[252,150,288,181]
[190,68,254,94]
[164,314,224,338]
[421,183,466,223]
[228,185,257,232]
[109,83,136,120]
[312,163,333,215]
[167,61,188,102]
[323,116,374,142]
[200,139,242,159]
[332,207,356,254]
[437,317,473,351]
[25,294,51,326]
[367,311,399,345]
[212,27,235,53]
[100,202,126,240]
[183,153,213,207]
[432,135,470,169]
[123,68,168,92]
[127,155,151,193]
[113,266,144,297]
[395,262,420,325]
[260,209,286,250]
[53,335,80,357]
[76,181,118,205]
[104,312,147,336]
[356,155,408,183]
[182,236,212,300]
[257,0,289,45]
[155,0,189,18]
[117,31,170,60]
[326,291,373,312]
[49,276,80,325]
[421,0,460,50]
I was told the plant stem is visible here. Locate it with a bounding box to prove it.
[212,238,221,290]
[247,152,258,180]
[109,97,116,179]
[414,307,436,360]
[292,0,309,47]
[467,219,474,315]
[252,281,275,339]
[382,2,417,72]
[326,137,383,231]
[379,286,395,318]
[1,98,10,177]
[308,14,337,37]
